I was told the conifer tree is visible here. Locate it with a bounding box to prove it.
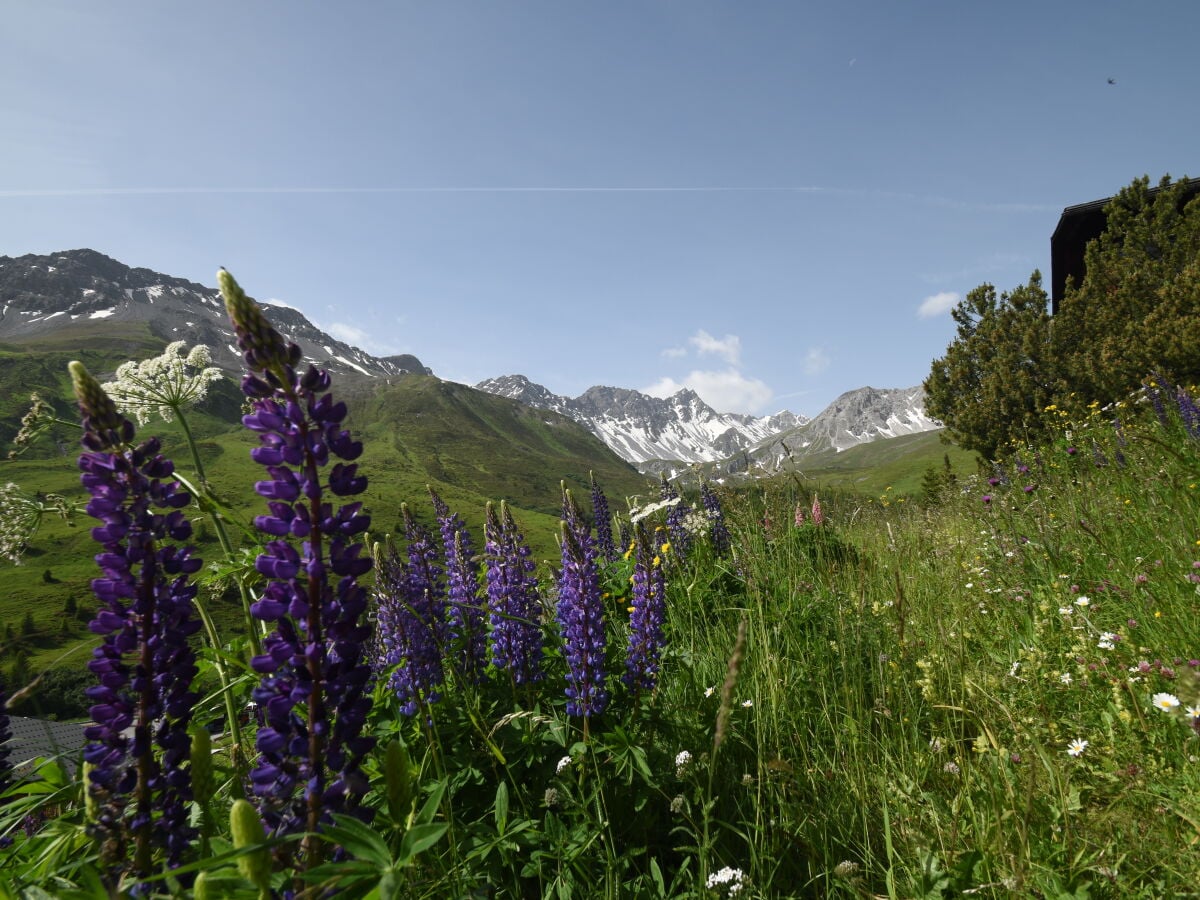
[1053,175,1200,403]
[924,272,1056,458]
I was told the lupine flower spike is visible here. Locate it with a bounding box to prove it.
[558,490,609,725]
[374,508,448,715]
[429,488,487,684]
[624,521,668,695]
[590,471,618,563]
[484,501,544,685]
[701,481,731,556]
[218,270,375,870]
[71,360,201,887]
[659,475,692,559]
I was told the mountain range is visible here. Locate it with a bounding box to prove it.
[475,375,939,475]
[0,249,941,475]
[474,374,806,468]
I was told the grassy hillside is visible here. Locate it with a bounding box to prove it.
[0,359,654,679]
[782,429,980,495]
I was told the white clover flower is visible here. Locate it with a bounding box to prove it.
[706,866,748,896]
[674,750,693,777]
[102,341,224,426]
[556,755,573,775]
[1152,692,1181,712]
[1067,738,1088,757]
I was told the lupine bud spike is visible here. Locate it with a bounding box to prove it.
[230,798,272,893]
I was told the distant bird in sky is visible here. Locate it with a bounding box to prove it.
[1107,78,1116,84]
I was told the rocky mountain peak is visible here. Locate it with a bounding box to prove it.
[0,249,430,382]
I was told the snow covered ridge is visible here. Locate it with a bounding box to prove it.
[477,376,941,473]
[0,249,433,383]
[476,374,807,468]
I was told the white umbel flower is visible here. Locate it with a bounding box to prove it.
[102,341,223,426]
[706,865,748,895]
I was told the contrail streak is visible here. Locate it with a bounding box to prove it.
[0,184,1054,212]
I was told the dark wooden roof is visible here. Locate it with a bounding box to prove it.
[1050,177,1200,314]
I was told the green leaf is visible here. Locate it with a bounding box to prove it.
[398,822,449,864]
[493,780,509,834]
[319,815,393,869]
[414,781,446,826]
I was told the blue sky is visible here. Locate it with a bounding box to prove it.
[3,2,1198,417]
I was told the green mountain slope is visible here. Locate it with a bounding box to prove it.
[0,355,650,679]
[770,429,979,495]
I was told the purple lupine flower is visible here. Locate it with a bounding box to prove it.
[700,481,731,556]
[557,490,608,719]
[484,501,544,685]
[0,673,12,797]
[659,476,692,559]
[1176,386,1200,440]
[616,518,633,559]
[1144,374,1169,426]
[375,505,447,715]
[219,271,375,866]
[590,472,618,563]
[429,488,487,684]
[623,522,667,694]
[70,361,201,883]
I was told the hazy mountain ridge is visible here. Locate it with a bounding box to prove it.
[0,249,432,382]
[476,374,806,468]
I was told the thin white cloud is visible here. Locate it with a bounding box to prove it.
[917,291,961,319]
[660,345,687,359]
[325,321,400,356]
[643,368,772,414]
[688,330,742,365]
[803,347,831,375]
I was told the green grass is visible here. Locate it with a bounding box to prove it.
[4,387,1200,897]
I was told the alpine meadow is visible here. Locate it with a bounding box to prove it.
[0,171,1197,898]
